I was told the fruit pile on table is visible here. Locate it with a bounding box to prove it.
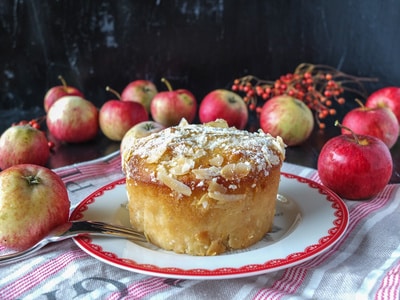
[0,63,399,254]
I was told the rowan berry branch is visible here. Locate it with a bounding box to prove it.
[231,63,378,129]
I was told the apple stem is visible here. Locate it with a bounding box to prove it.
[106,86,121,100]
[58,75,67,88]
[161,78,173,91]
[24,175,41,185]
[334,120,360,144]
[144,122,156,130]
[354,98,365,108]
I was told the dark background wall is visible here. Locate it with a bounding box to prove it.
[1,0,399,111]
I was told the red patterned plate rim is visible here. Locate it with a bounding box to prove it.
[71,172,349,279]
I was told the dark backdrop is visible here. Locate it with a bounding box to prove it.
[1,0,400,111]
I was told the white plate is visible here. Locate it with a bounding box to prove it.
[71,173,349,279]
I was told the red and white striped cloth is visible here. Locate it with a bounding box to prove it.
[0,151,399,299]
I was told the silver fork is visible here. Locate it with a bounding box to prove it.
[0,220,147,265]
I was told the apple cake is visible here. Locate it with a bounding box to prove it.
[122,119,285,256]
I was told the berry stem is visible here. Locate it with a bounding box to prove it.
[335,120,360,144]
[106,86,121,100]
[232,63,377,130]
[161,78,173,91]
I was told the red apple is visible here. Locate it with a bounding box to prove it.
[99,87,149,141]
[342,103,399,149]
[150,78,197,127]
[259,95,314,146]
[199,89,248,130]
[0,164,70,250]
[120,80,158,113]
[46,96,99,143]
[318,122,393,200]
[365,86,400,124]
[44,75,84,112]
[0,124,50,170]
[120,121,165,155]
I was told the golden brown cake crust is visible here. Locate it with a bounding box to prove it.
[123,119,285,255]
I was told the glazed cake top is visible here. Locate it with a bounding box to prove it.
[123,119,286,199]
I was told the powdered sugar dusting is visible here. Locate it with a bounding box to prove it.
[123,119,285,199]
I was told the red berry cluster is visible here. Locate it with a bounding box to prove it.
[232,63,374,129]
[12,119,41,129]
[12,118,55,150]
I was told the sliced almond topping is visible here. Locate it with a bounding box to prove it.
[208,191,246,201]
[169,156,195,175]
[208,179,227,194]
[178,118,190,127]
[209,154,224,167]
[196,194,210,209]
[220,162,251,180]
[205,119,229,128]
[157,166,192,196]
[146,143,168,163]
[193,148,207,159]
[192,166,220,180]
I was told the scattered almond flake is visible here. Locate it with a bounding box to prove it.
[208,191,246,201]
[208,180,227,194]
[205,119,229,128]
[209,154,223,166]
[192,166,221,180]
[221,162,251,180]
[194,148,207,159]
[125,119,286,202]
[169,156,195,175]
[157,166,192,196]
[196,194,209,208]
[229,184,237,190]
[144,137,171,163]
[178,118,190,126]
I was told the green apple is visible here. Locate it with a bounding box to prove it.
[121,80,158,113]
[260,95,314,146]
[120,121,165,155]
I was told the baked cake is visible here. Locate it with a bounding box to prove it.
[122,119,285,255]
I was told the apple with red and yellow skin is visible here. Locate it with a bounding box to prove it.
[99,87,149,141]
[318,123,393,200]
[0,164,70,250]
[150,78,197,127]
[0,125,50,170]
[259,95,314,146]
[120,121,165,155]
[46,96,99,143]
[342,103,399,149]
[44,76,84,112]
[120,80,158,113]
[365,86,400,124]
[199,89,248,130]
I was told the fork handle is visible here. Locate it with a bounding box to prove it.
[0,241,50,264]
